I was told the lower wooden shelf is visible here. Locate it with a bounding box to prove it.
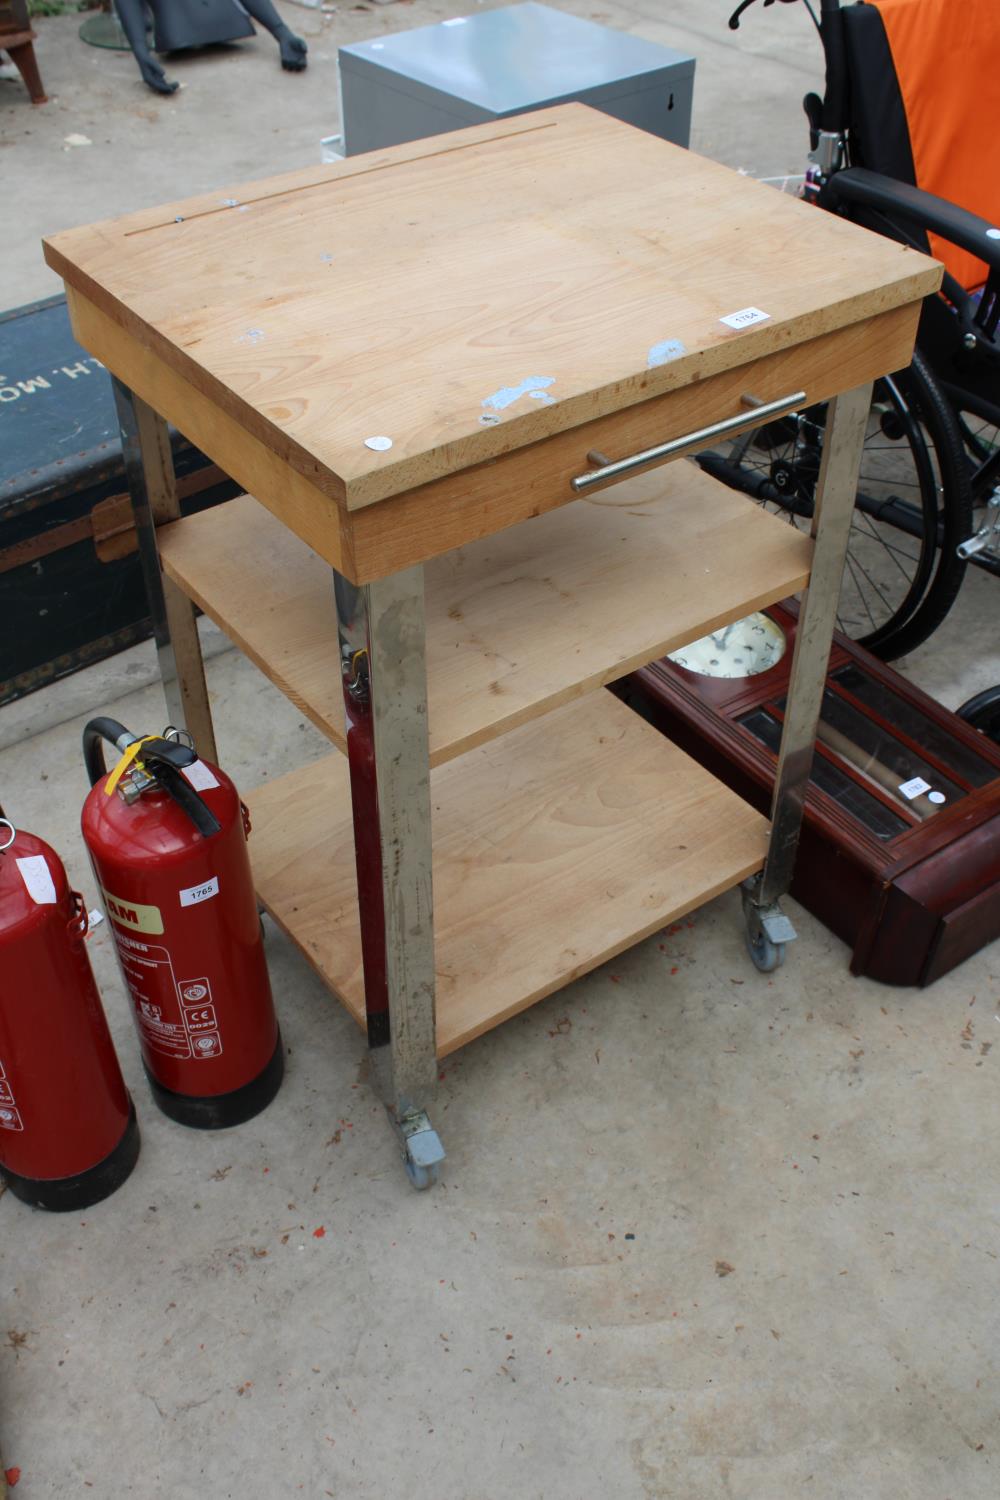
[247,689,769,1057]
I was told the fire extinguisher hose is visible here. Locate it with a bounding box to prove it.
[82,718,222,840]
[82,716,137,785]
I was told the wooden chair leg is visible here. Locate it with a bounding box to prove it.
[5,40,47,104]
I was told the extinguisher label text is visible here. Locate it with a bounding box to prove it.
[179,978,223,1058]
[179,876,220,909]
[114,940,191,1058]
[102,888,164,935]
[0,1059,24,1132]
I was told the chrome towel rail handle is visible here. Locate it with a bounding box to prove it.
[570,389,807,493]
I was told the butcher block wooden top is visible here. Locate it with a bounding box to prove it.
[44,104,941,576]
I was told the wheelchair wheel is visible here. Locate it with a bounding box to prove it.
[957,686,1000,745]
[698,351,972,659]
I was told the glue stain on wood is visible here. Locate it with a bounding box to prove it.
[481,375,555,413]
[647,338,686,368]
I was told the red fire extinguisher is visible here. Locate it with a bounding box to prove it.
[81,718,283,1129]
[0,817,140,1209]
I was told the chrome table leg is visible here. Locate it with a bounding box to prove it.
[111,379,217,762]
[333,565,443,1189]
[744,381,874,971]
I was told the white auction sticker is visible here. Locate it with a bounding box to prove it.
[16,855,57,905]
[183,759,220,792]
[899,776,932,800]
[180,876,220,909]
[720,307,771,330]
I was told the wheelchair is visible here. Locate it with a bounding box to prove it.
[699,0,1000,660]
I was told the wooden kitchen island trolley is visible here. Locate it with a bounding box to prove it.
[44,105,940,1186]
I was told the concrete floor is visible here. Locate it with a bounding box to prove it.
[2,3,999,1497]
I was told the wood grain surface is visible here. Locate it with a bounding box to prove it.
[45,104,941,516]
[247,691,769,1057]
[64,288,351,575]
[340,303,918,580]
[159,461,813,765]
[67,285,916,582]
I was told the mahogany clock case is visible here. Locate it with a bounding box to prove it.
[619,602,1000,987]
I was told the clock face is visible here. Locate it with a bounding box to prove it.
[668,612,786,679]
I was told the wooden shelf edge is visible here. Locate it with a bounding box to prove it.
[434,585,809,768]
[247,691,770,1058]
[161,463,812,767]
[256,842,766,1058]
[436,847,763,1057]
[162,542,348,756]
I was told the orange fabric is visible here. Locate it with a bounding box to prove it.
[875,0,1000,289]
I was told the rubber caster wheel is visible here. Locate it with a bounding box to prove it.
[405,1158,440,1191]
[745,926,785,972]
[396,1120,444,1190]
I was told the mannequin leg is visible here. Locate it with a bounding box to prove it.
[113,0,178,94]
[238,0,307,71]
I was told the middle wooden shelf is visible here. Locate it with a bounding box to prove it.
[159,459,812,768]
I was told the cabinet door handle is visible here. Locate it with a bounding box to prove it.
[570,390,807,493]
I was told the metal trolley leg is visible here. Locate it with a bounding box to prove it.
[743,381,874,971]
[333,565,443,1190]
[111,379,217,762]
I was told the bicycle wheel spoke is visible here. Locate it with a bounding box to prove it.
[858,474,924,493]
[845,546,898,619]
[843,551,881,631]
[858,472,923,489]
[859,534,922,567]
[703,344,966,657]
[852,510,921,581]
[729,428,757,463]
[859,442,939,455]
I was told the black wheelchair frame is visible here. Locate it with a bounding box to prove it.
[704,0,1000,659]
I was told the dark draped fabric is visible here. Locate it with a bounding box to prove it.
[150,0,255,53]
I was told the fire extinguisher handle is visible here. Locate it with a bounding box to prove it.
[82,717,223,840]
[83,717,221,838]
[155,764,223,840]
[83,718,199,785]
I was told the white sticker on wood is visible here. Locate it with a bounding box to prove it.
[720,307,770,330]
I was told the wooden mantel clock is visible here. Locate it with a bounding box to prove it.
[622,600,1000,987]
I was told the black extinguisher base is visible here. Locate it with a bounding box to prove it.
[145,1029,285,1129]
[0,1098,141,1212]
